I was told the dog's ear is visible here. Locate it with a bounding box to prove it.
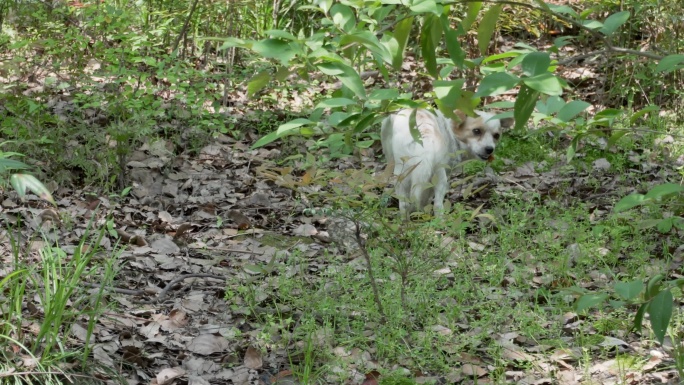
[453,110,468,126]
[500,117,515,129]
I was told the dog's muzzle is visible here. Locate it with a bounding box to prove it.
[478,146,495,160]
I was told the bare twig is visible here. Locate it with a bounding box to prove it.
[85,274,228,304]
[145,273,227,303]
[172,0,201,54]
[82,282,150,296]
[352,217,387,323]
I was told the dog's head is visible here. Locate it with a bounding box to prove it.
[452,111,514,161]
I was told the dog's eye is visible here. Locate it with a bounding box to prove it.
[473,128,482,136]
[493,133,500,140]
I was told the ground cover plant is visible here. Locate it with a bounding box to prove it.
[0,0,683,383]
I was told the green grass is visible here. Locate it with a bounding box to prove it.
[0,219,120,384]
[226,162,680,383]
[217,108,684,383]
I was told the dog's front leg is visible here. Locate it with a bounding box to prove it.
[395,178,413,220]
[433,167,448,217]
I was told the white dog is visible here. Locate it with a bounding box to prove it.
[381,108,513,219]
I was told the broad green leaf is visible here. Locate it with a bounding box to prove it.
[330,111,354,126]
[420,15,439,78]
[655,54,684,74]
[657,218,674,233]
[353,113,376,134]
[648,289,673,344]
[557,100,591,122]
[646,274,665,300]
[553,36,575,49]
[274,66,291,81]
[9,174,55,205]
[544,3,578,18]
[629,105,659,125]
[251,119,314,149]
[247,70,270,98]
[576,293,609,312]
[443,25,465,68]
[454,95,476,116]
[355,140,375,149]
[392,17,414,69]
[318,62,366,99]
[277,118,314,135]
[631,303,648,333]
[372,4,394,22]
[243,264,266,275]
[645,183,684,200]
[637,218,664,230]
[613,193,646,212]
[336,112,361,129]
[434,79,465,110]
[462,1,482,31]
[600,11,630,36]
[250,131,280,150]
[487,100,514,109]
[217,37,249,50]
[591,108,621,128]
[330,3,356,32]
[482,51,522,64]
[582,20,604,30]
[513,84,539,130]
[536,95,566,115]
[340,31,392,64]
[521,52,551,76]
[674,217,684,230]
[264,29,297,41]
[384,37,400,68]
[477,4,502,55]
[523,73,563,96]
[609,300,626,308]
[368,89,400,100]
[314,0,333,13]
[252,39,296,64]
[314,98,357,109]
[0,158,31,173]
[410,0,438,14]
[475,72,520,97]
[408,109,423,145]
[614,280,644,301]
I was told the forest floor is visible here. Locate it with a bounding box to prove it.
[2,31,684,385]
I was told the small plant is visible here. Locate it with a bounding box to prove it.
[614,183,684,233]
[1,217,119,379]
[0,142,54,204]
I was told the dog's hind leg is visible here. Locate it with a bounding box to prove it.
[432,167,449,217]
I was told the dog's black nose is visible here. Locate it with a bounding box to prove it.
[485,146,494,154]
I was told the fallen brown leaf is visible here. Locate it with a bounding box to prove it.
[243,345,263,369]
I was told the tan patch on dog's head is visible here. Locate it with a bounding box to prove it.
[450,113,488,142]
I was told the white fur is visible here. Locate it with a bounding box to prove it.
[381,109,509,219]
